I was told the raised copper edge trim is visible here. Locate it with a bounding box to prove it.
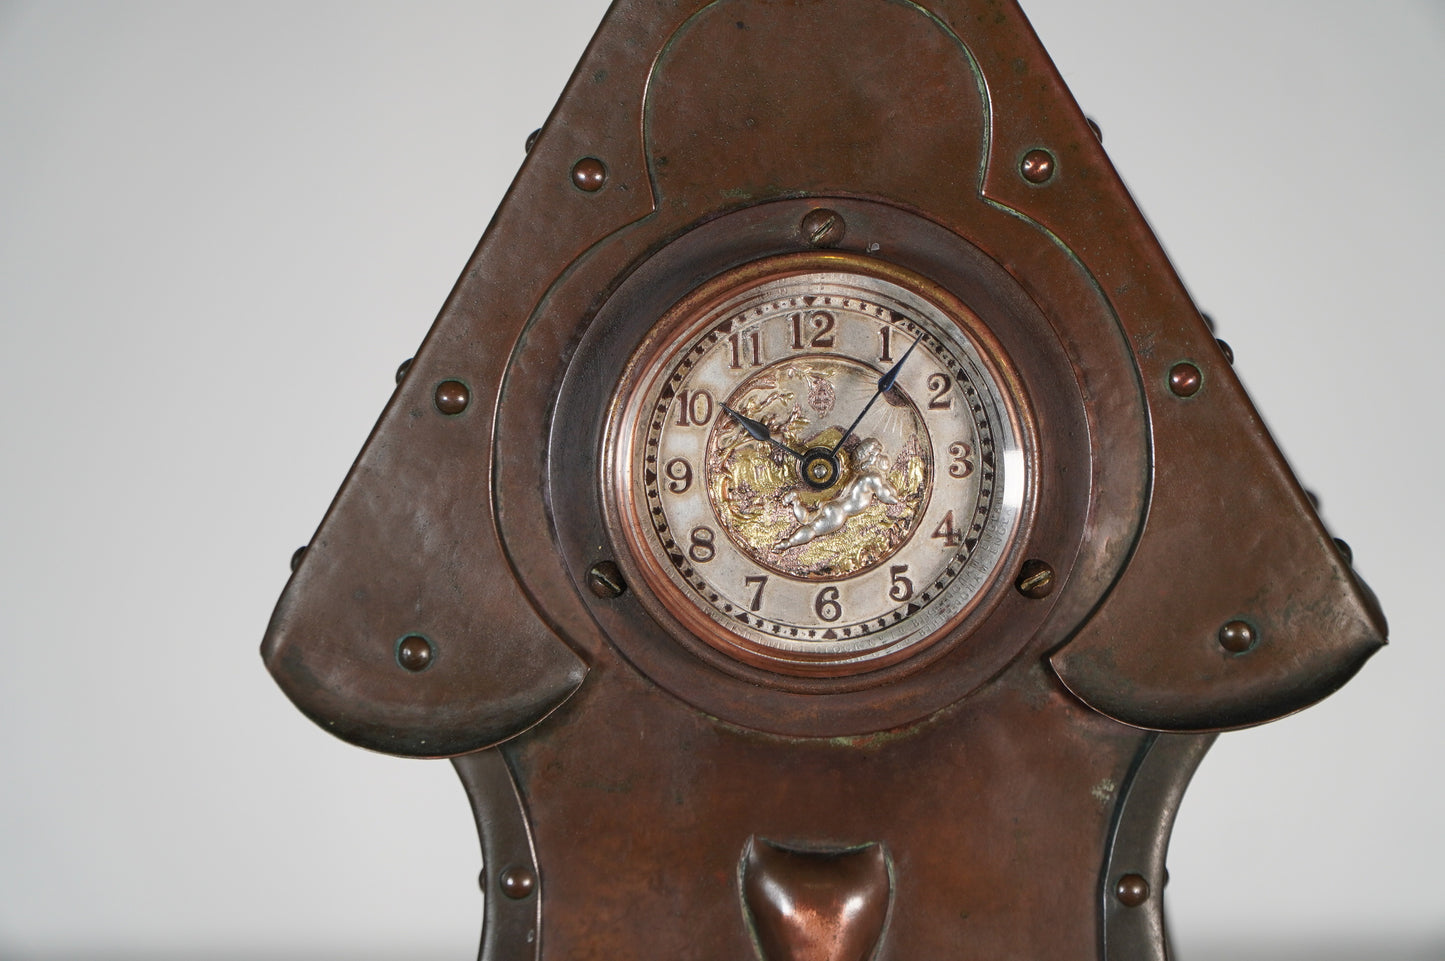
[452,749,543,961]
[1099,732,1215,961]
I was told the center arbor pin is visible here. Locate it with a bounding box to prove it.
[263,3,1384,959]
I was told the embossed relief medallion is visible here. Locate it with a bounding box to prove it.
[610,255,1027,674]
[707,355,934,580]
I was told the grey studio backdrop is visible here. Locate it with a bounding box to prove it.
[1,2,1441,959]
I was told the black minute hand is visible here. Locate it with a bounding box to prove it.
[831,334,922,455]
[721,403,805,463]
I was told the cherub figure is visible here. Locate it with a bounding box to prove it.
[778,439,901,550]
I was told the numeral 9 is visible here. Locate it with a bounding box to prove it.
[664,457,693,493]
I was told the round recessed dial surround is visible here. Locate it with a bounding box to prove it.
[608,255,1029,676]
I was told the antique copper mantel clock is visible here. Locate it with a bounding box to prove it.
[262,2,1385,958]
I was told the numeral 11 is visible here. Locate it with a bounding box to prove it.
[728,330,762,369]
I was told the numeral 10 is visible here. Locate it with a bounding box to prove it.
[675,389,715,427]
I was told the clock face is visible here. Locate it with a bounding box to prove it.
[608,256,1028,675]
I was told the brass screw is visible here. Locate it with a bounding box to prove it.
[587,561,626,599]
[1016,560,1055,599]
[801,208,846,248]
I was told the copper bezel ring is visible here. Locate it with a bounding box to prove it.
[603,251,1037,678]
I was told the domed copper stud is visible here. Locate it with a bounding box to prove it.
[1116,873,1150,907]
[1218,620,1256,654]
[1169,362,1202,398]
[501,865,536,899]
[571,157,607,192]
[1333,537,1354,565]
[1020,148,1055,184]
[434,380,470,415]
[396,635,434,672]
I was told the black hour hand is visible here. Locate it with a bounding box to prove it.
[722,404,805,462]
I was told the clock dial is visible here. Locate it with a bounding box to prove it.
[610,257,1027,675]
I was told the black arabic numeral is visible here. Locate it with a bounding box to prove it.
[745,575,768,612]
[888,565,914,602]
[689,526,716,563]
[675,388,715,427]
[664,457,693,494]
[789,311,836,349]
[928,372,953,410]
[729,330,763,369]
[948,442,973,478]
[814,586,842,622]
[931,510,962,547]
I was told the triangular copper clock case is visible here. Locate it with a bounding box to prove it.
[263,2,1384,958]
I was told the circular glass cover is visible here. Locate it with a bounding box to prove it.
[610,256,1027,674]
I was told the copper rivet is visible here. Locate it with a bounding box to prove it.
[1216,339,1234,364]
[587,560,627,599]
[1218,620,1256,654]
[1020,148,1055,184]
[1086,117,1103,143]
[524,128,541,154]
[1168,362,1202,397]
[501,866,536,899]
[571,157,607,192]
[1201,311,1217,333]
[395,357,413,384]
[1305,489,1321,510]
[289,545,307,572]
[434,380,470,415]
[396,635,433,672]
[800,208,846,248]
[1116,874,1150,907]
[1333,537,1354,566]
[1015,560,1055,599]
